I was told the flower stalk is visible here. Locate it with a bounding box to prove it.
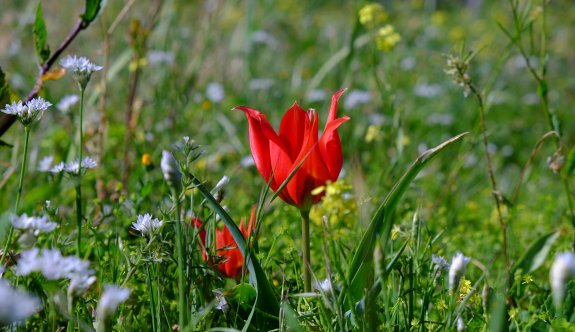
[75,87,85,256]
[301,209,312,292]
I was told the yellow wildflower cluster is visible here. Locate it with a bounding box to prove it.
[376,25,401,52]
[458,278,481,306]
[365,124,382,143]
[358,3,388,27]
[310,180,357,237]
[358,3,401,53]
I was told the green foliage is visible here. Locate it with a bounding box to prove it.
[2,0,575,330]
[33,2,50,64]
[80,0,104,26]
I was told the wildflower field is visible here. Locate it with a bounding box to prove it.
[2,0,575,330]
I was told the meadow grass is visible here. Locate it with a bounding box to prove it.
[1,0,575,330]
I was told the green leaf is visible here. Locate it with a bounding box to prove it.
[512,231,559,275]
[0,140,13,149]
[344,133,468,305]
[81,0,104,26]
[191,175,279,327]
[280,301,305,332]
[0,67,11,106]
[33,2,51,64]
[564,147,575,177]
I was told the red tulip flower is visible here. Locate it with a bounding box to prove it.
[234,89,349,211]
[193,210,256,279]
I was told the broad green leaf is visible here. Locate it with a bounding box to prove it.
[512,231,559,275]
[345,133,468,305]
[0,67,10,106]
[191,175,279,327]
[33,2,50,64]
[280,302,305,332]
[81,0,104,26]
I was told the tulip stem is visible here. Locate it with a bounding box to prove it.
[300,209,312,292]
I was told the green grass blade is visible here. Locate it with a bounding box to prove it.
[345,133,468,304]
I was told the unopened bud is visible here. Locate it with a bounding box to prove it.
[161,150,182,192]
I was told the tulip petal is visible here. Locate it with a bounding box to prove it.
[279,102,308,160]
[235,106,291,190]
[319,90,349,179]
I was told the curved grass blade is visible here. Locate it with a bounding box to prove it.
[345,133,468,304]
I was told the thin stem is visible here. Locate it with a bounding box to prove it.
[1,126,30,264]
[75,87,85,256]
[173,190,187,328]
[300,209,312,292]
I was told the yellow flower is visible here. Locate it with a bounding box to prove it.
[376,25,401,52]
[310,180,358,238]
[458,278,481,306]
[359,3,388,27]
[141,153,152,166]
[365,125,382,143]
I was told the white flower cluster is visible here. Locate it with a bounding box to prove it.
[50,156,97,175]
[60,55,102,75]
[60,55,102,89]
[15,248,96,295]
[0,280,42,324]
[131,213,163,237]
[95,285,131,324]
[1,97,52,126]
[10,213,57,235]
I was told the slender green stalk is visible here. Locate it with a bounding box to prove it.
[75,87,86,256]
[1,126,31,264]
[300,209,311,292]
[173,190,187,328]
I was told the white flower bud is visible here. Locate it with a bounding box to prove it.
[449,252,470,291]
[550,252,575,309]
[161,150,182,192]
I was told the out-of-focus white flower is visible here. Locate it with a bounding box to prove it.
[147,50,175,65]
[432,254,450,271]
[306,89,328,103]
[16,248,93,281]
[10,213,57,235]
[68,274,97,296]
[313,278,332,293]
[56,94,79,113]
[95,285,131,323]
[49,157,97,175]
[1,97,52,126]
[252,30,278,47]
[550,252,575,309]
[206,82,225,103]
[343,90,372,109]
[449,252,471,291]
[131,214,163,237]
[161,150,182,192]
[248,78,274,91]
[457,315,465,332]
[38,156,54,172]
[414,83,443,98]
[0,279,42,324]
[60,55,102,89]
